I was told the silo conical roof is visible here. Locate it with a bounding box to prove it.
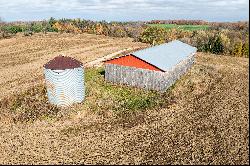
[44,55,83,70]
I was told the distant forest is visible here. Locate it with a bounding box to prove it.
[0,18,249,57]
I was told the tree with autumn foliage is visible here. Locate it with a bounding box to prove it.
[140,26,167,45]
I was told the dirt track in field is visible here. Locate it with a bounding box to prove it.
[0,33,249,164]
[0,33,148,99]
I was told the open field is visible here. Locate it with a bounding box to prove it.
[0,32,148,100]
[147,24,210,31]
[0,33,249,164]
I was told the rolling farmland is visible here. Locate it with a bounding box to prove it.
[0,33,248,164]
[0,32,148,99]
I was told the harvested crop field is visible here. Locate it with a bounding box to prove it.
[0,32,148,99]
[0,33,249,165]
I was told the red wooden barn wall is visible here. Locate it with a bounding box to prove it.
[104,54,162,72]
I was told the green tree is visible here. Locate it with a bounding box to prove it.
[211,35,224,54]
[219,32,231,55]
[48,17,56,26]
[140,26,167,45]
[242,42,249,57]
[191,30,210,52]
[232,42,243,57]
[1,25,22,34]
[30,22,44,33]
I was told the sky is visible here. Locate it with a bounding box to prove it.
[0,0,249,22]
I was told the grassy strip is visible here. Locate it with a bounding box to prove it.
[80,67,173,116]
[0,67,174,122]
[147,24,210,31]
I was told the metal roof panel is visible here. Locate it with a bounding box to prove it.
[131,40,197,71]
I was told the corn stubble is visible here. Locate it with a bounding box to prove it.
[0,33,248,164]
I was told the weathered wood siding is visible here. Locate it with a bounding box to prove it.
[105,54,195,92]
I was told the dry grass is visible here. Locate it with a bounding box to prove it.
[0,68,172,123]
[0,33,248,164]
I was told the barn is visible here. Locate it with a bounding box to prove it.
[104,40,197,92]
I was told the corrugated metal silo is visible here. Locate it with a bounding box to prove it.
[43,55,85,107]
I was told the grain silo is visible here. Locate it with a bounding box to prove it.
[104,40,197,92]
[43,55,85,107]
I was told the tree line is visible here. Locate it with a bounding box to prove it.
[0,17,248,57]
[148,19,249,31]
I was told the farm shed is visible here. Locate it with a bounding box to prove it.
[104,40,197,92]
[43,55,85,107]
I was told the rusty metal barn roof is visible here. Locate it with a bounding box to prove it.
[131,40,197,72]
[44,55,83,70]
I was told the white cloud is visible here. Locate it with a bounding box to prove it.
[0,0,248,21]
